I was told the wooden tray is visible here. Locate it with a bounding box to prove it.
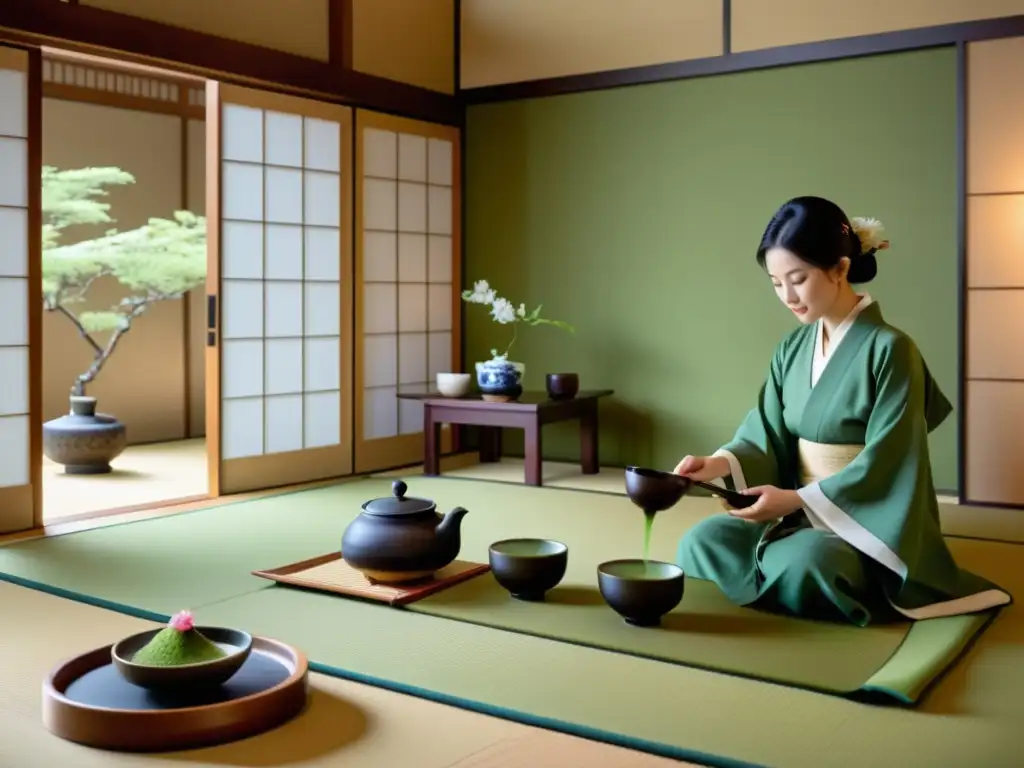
[43,636,309,752]
[252,552,490,606]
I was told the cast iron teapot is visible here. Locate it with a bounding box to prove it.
[341,479,469,584]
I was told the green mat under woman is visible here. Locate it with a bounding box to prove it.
[675,196,1011,626]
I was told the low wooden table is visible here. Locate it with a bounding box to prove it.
[398,390,614,487]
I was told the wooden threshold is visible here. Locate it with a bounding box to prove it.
[42,494,209,527]
[0,477,351,546]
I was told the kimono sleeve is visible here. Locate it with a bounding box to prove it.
[795,334,933,579]
[714,345,794,492]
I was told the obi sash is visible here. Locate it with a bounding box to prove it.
[797,439,864,485]
[753,439,867,560]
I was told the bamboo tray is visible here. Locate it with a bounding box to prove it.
[252,552,490,606]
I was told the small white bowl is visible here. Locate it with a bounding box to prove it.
[436,373,471,397]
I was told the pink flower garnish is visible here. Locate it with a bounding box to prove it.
[169,610,194,632]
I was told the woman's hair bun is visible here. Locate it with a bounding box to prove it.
[847,250,878,284]
[846,216,888,284]
[756,198,891,286]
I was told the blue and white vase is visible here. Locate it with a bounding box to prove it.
[475,358,525,401]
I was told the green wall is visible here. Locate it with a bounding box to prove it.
[464,48,959,492]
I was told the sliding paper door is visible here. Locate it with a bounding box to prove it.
[0,46,41,533]
[355,110,461,473]
[206,83,353,495]
[964,38,1024,506]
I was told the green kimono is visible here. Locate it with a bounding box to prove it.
[676,296,1011,625]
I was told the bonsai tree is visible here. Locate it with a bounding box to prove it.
[42,165,207,397]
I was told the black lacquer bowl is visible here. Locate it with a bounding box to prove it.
[489,538,568,601]
[624,465,756,510]
[597,559,685,627]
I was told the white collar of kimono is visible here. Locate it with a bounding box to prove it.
[811,293,873,387]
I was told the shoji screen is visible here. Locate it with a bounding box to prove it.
[355,110,460,473]
[965,38,1024,507]
[0,46,41,533]
[207,83,353,495]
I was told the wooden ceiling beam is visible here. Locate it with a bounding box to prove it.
[0,0,460,125]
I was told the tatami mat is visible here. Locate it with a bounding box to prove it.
[0,581,686,768]
[2,476,1023,767]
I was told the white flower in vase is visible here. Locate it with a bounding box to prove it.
[462,279,574,399]
[490,297,518,324]
[466,280,496,305]
[461,279,574,363]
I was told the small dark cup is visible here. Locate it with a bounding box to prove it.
[111,626,253,690]
[545,373,579,400]
[489,538,568,601]
[597,559,685,627]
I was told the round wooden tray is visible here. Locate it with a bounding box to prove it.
[42,635,309,752]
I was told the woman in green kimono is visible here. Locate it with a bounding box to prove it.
[674,196,1010,626]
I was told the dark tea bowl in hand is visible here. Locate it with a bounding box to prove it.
[545,373,579,400]
[625,465,756,511]
[489,538,568,601]
[624,465,690,512]
[597,559,685,627]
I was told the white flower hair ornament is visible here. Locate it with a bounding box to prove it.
[850,217,890,255]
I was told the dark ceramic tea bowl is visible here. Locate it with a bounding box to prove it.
[597,559,685,627]
[625,465,756,511]
[111,626,253,690]
[624,466,689,512]
[545,373,579,400]
[489,538,569,601]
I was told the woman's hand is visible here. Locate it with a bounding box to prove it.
[673,454,729,482]
[727,486,803,523]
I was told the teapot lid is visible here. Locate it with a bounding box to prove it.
[363,480,436,516]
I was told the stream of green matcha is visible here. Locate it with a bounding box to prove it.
[642,510,656,562]
[132,628,227,666]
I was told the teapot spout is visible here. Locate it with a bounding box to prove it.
[436,506,469,546]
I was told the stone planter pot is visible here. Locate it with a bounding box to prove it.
[42,396,127,475]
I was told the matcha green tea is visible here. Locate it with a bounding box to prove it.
[132,610,226,666]
[602,560,679,580]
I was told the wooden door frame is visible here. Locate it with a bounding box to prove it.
[27,46,43,528]
[0,45,43,532]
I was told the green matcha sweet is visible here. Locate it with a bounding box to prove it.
[132,610,227,666]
